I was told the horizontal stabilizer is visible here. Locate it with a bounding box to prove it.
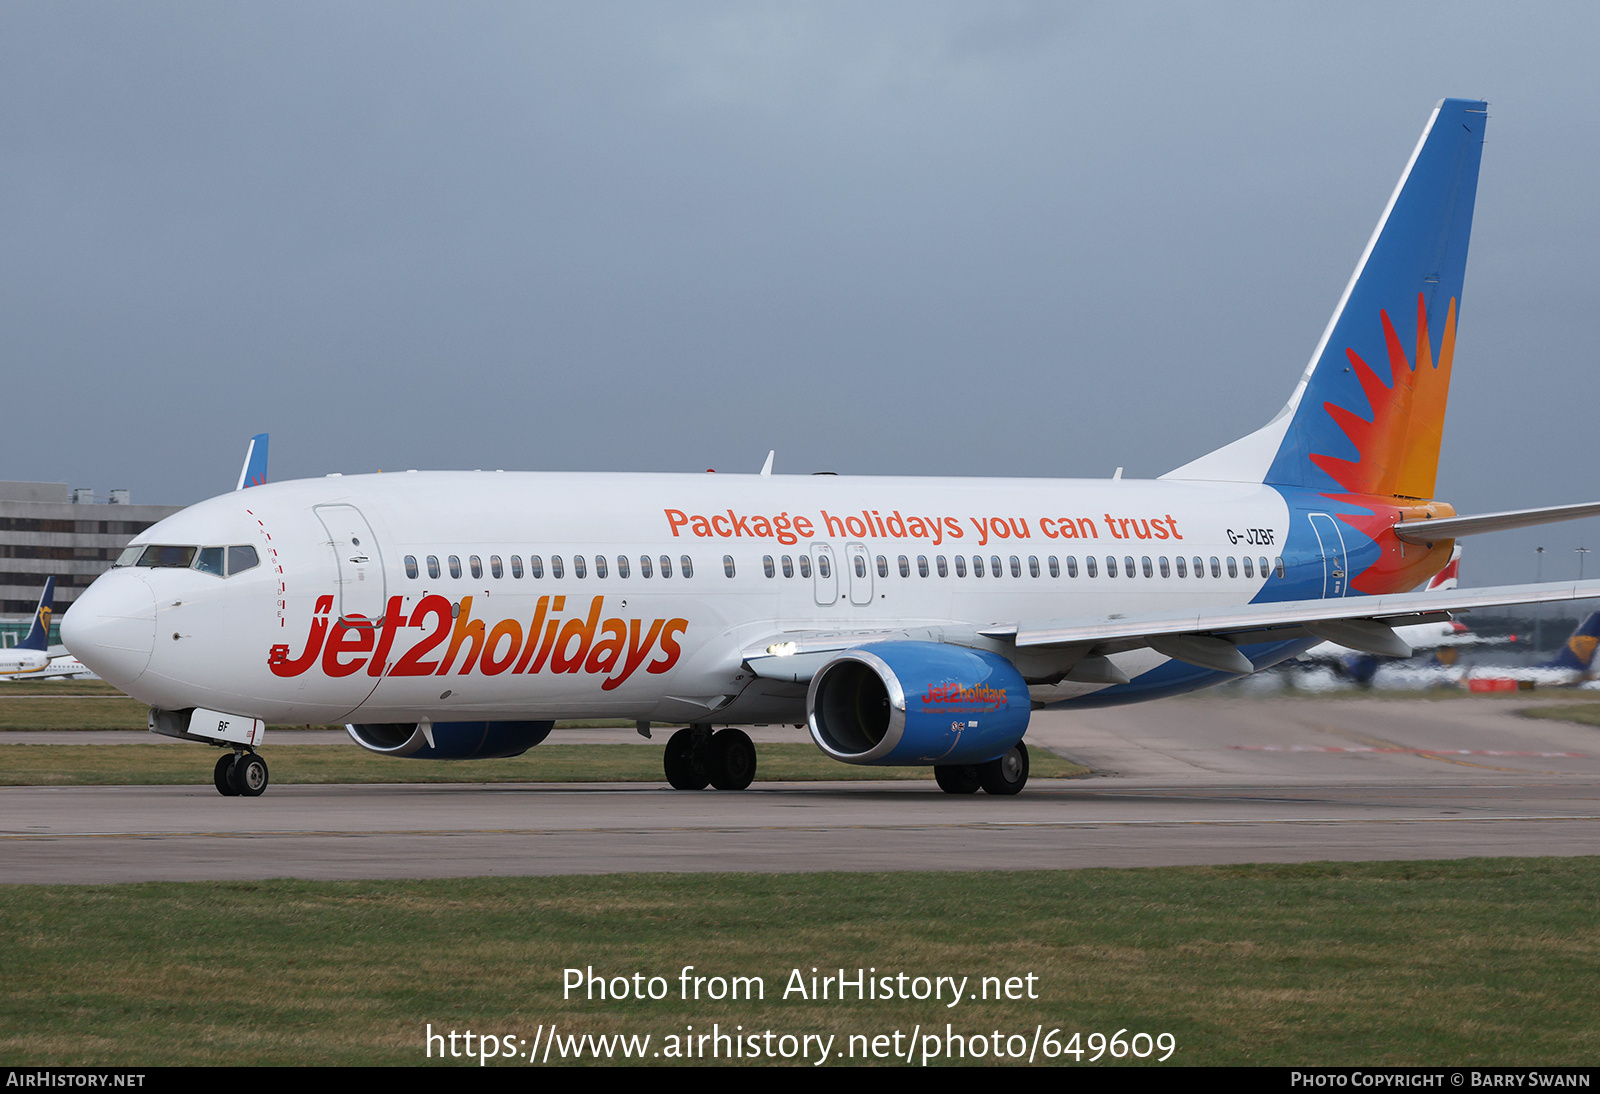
[1394,501,1600,544]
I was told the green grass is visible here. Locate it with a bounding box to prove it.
[0,742,1089,785]
[2,860,1597,1066]
[1520,701,1600,727]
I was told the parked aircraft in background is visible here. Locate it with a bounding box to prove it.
[1295,547,1519,684]
[1463,611,1600,689]
[0,579,95,681]
[62,99,1600,797]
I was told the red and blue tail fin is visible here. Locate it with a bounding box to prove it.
[1166,98,1487,499]
[18,577,53,652]
[236,433,269,490]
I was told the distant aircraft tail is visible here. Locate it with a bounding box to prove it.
[1541,611,1600,674]
[236,433,269,490]
[1166,98,1488,499]
[1425,545,1462,591]
[18,577,54,652]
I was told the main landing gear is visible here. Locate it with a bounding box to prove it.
[934,741,1029,796]
[213,750,269,797]
[663,724,756,791]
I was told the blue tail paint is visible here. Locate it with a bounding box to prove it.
[18,577,54,652]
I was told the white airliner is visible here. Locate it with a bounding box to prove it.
[0,578,94,681]
[63,99,1600,798]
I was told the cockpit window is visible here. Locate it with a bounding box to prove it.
[138,545,197,568]
[227,545,259,575]
[113,545,144,567]
[195,547,226,576]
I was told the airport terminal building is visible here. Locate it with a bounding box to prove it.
[0,481,183,642]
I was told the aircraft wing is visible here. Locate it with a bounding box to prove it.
[980,579,1600,671]
[745,580,1600,681]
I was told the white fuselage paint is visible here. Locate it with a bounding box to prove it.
[65,470,1297,726]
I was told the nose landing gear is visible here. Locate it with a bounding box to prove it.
[213,750,269,797]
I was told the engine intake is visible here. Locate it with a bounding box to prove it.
[807,642,1029,766]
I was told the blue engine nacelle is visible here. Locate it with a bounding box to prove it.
[806,642,1030,766]
[346,720,554,759]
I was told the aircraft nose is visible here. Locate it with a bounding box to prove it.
[62,573,156,689]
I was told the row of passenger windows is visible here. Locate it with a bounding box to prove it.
[403,550,1285,583]
[755,553,1286,580]
[404,554,695,580]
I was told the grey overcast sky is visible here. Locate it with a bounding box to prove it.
[3,2,1598,586]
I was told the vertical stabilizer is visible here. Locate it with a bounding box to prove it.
[236,434,269,490]
[18,577,54,652]
[1165,99,1487,497]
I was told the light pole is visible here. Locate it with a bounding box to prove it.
[1536,547,1546,651]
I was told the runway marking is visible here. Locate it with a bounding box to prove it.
[1296,723,1564,774]
[1233,746,1584,758]
[6,815,1600,841]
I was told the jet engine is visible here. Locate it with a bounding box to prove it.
[346,719,554,759]
[806,642,1029,766]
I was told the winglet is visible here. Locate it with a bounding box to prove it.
[236,434,269,490]
[18,578,54,652]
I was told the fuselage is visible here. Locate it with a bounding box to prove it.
[62,469,1450,726]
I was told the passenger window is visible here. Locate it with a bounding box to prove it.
[1260,557,1270,578]
[660,555,673,578]
[573,555,586,579]
[876,555,888,579]
[1176,556,1187,578]
[1086,556,1098,578]
[898,555,910,578]
[195,546,225,576]
[449,555,462,579]
[854,556,866,579]
[530,555,544,579]
[1142,556,1153,578]
[617,555,629,579]
[681,556,693,578]
[993,555,1004,577]
[595,555,608,579]
[490,555,503,579]
[1275,557,1286,578]
[511,555,524,579]
[1048,555,1059,578]
[1106,556,1118,578]
[1028,556,1039,578]
[227,545,260,576]
[936,555,948,578]
[917,555,929,578]
[763,555,775,578]
[725,555,736,578]
[955,556,967,578]
[1210,557,1221,578]
[782,555,794,578]
[405,555,419,579]
[1193,556,1204,578]
[799,555,811,578]
[1242,557,1253,578]
[973,556,985,578]
[470,555,483,579]
[1159,556,1170,578]
[1125,555,1136,578]
[1065,556,1077,578]
[427,555,441,579]
[1226,557,1238,578]
[552,555,565,579]
[816,556,829,579]
[639,555,653,578]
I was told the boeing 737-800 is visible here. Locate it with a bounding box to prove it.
[62,99,1600,797]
